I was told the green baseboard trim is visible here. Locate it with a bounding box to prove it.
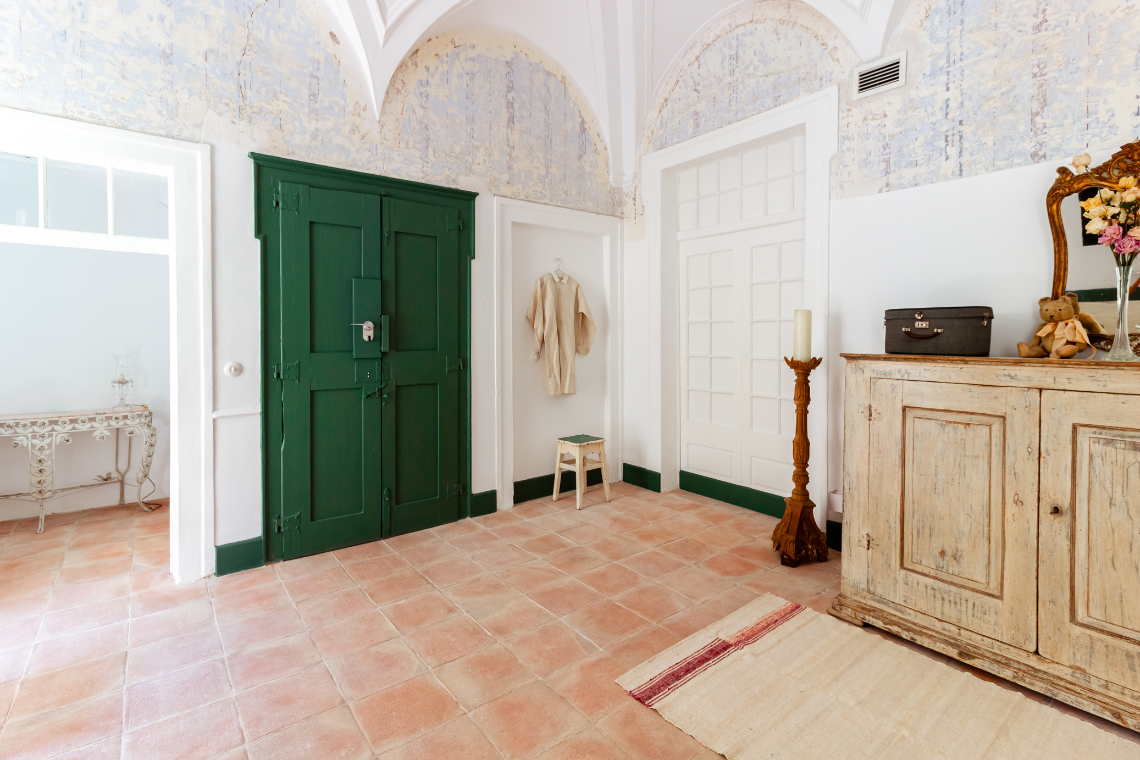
[622,464,661,493]
[215,536,265,577]
[679,470,787,518]
[826,520,842,553]
[513,470,603,504]
[470,490,497,517]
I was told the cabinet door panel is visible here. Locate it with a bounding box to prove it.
[867,380,1039,650]
[1040,391,1140,691]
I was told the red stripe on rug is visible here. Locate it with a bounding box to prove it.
[627,601,805,707]
[629,639,734,706]
[725,601,805,648]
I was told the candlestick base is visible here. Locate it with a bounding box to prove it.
[771,356,828,568]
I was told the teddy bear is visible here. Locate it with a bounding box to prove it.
[1017,293,1103,359]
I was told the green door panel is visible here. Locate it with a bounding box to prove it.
[278,183,383,559]
[257,153,474,565]
[382,197,462,537]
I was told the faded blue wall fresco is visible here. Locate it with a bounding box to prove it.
[645,0,1140,201]
[0,0,619,215]
[381,32,620,215]
[643,2,855,156]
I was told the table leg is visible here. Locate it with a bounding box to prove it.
[134,421,159,512]
[28,432,56,534]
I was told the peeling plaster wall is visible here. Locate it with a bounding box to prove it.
[0,0,619,548]
[641,0,1140,203]
[381,31,621,217]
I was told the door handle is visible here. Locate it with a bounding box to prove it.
[351,321,375,342]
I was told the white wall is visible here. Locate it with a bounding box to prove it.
[511,223,608,481]
[826,154,1116,499]
[0,243,170,518]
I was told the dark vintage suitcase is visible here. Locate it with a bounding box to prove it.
[884,307,993,356]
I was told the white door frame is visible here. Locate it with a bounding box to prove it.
[642,87,837,527]
[0,107,214,583]
[493,197,623,509]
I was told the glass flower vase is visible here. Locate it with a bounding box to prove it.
[1105,252,1139,362]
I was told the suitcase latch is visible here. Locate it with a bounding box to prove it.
[914,321,929,329]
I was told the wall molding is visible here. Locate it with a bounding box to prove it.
[0,107,214,583]
[211,406,261,419]
[622,463,661,493]
[215,535,265,577]
[493,197,623,511]
[470,489,497,517]
[513,471,605,504]
[679,470,785,518]
[640,87,838,529]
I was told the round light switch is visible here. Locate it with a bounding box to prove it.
[224,362,243,377]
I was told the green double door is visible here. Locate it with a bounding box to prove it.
[271,180,465,560]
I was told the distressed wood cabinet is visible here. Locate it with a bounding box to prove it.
[832,354,1140,731]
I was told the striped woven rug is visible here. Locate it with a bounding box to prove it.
[616,594,1140,759]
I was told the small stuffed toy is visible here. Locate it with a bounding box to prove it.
[1017,293,1103,359]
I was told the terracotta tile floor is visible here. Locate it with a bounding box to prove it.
[0,483,1134,758]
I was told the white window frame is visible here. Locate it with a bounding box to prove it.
[0,107,214,583]
[0,139,175,255]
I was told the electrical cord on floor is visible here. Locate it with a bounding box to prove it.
[138,476,165,513]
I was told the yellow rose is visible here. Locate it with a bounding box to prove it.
[1085,205,1109,218]
[1101,188,1116,201]
[1082,195,1104,210]
[1129,227,1140,239]
[1121,176,1139,190]
[1124,188,1140,203]
[1072,153,1092,168]
[1086,218,1109,234]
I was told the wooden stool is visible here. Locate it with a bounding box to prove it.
[553,435,611,510]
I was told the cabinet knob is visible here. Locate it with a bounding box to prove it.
[1050,505,1061,515]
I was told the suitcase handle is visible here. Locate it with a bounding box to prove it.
[902,327,944,339]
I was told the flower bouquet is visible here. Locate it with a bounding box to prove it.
[1076,154,1140,361]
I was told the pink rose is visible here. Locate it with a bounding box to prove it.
[1100,225,1124,246]
[1116,236,1140,255]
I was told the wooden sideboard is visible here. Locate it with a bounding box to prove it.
[831,354,1140,731]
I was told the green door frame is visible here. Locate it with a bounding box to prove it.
[252,153,477,565]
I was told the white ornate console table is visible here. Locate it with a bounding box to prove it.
[0,406,159,533]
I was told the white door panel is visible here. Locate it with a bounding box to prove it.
[680,220,806,496]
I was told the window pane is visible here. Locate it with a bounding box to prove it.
[0,152,39,227]
[114,170,168,239]
[46,160,107,233]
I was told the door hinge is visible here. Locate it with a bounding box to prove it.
[864,404,875,421]
[446,357,464,373]
[447,483,465,497]
[273,190,299,214]
[274,513,300,534]
[272,362,299,382]
[446,216,464,232]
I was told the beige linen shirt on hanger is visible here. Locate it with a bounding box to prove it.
[526,273,596,395]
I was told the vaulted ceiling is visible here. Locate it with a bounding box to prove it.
[321,0,909,186]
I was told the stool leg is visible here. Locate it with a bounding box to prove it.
[575,449,585,510]
[599,445,611,502]
[552,445,563,502]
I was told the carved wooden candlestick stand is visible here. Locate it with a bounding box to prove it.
[771,356,828,567]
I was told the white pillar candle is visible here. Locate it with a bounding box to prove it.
[793,309,812,361]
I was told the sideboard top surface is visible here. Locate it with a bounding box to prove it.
[841,353,1140,371]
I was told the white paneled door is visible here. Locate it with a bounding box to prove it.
[678,130,807,496]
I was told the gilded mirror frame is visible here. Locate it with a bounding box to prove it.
[1046,140,1140,300]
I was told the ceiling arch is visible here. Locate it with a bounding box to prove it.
[318,0,910,186]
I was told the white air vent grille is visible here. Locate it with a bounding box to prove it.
[852,52,906,100]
